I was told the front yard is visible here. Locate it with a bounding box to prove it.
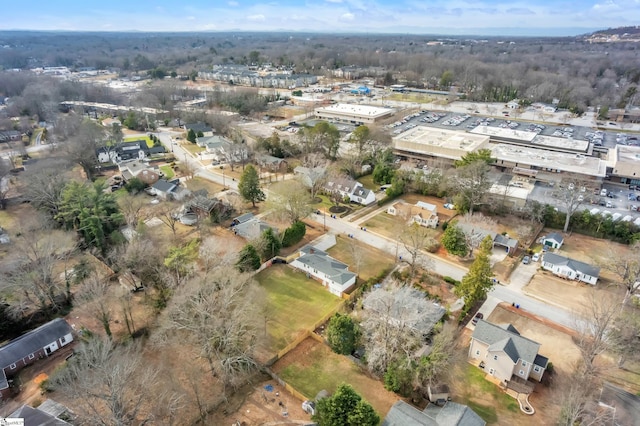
[272,337,400,418]
[326,235,395,282]
[256,265,344,355]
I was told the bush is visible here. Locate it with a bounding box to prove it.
[443,276,460,286]
[124,177,147,194]
[281,220,306,247]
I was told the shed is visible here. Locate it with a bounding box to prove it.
[541,232,564,249]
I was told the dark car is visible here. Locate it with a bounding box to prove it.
[472,312,484,325]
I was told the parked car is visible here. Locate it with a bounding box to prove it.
[472,312,484,325]
[532,253,540,262]
[443,203,455,209]
[522,256,530,264]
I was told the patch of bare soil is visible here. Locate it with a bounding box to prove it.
[207,378,311,426]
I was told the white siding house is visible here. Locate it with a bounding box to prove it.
[290,246,357,296]
[541,253,600,285]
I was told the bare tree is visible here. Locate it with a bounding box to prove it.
[414,323,459,389]
[608,305,640,368]
[156,267,265,392]
[399,223,437,278]
[118,193,147,229]
[266,179,313,224]
[157,204,181,238]
[553,179,589,232]
[76,272,114,338]
[61,118,107,180]
[108,236,163,292]
[20,157,71,217]
[457,213,498,257]
[604,241,640,305]
[302,164,328,201]
[573,294,619,376]
[0,158,12,210]
[448,161,491,215]
[51,337,167,425]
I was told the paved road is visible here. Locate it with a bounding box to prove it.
[310,211,578,329]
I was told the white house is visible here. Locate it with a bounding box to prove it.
[324,177,376,206]
[290,245,357,297]
[387,200,439,228]
[541,253,600,285]
[506,99,520,109]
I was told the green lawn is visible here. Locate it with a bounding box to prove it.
[361,212,405,240]
[124,135,154,148]
[160,165,174,179]
[256,265,343,352]
[327,236,394,281]
[358,174,378,191]
[459,364,519,424]
[275,338,399,417]
[182,143,205,155]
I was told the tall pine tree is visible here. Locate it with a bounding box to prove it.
[455,235,494,309]
[238,165,265,207]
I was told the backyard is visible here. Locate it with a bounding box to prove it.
[272,337,400,417]
[255,265,344,357]
[124,135,154,148]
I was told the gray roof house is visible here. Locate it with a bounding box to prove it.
[456,223,518,255]
[290,245,357,296]
[383,400,486,426]
[469,320,548,391]
[9,403,72,425]
[0,318,74,398]
[541,253,601,285]
[541,232,564,249]
[150,179,179,200]
[230,212,275,240]
[324,176,376,206]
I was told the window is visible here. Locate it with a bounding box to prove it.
[28,354,35,360]
[9,363,16,369]
[519,370,525,376]
[522,361,527,367]
[61,336,66,344]
[475,350,480,356]
[534,366,541,373]
[493,355,498,361]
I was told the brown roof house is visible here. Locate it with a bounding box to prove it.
[0,318,74,399]
[387,200,439,228]
[468,320,548,393]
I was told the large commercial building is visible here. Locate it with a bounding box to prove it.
[610,145,640,186]
[314,103,393,125]
[393,125,607,183]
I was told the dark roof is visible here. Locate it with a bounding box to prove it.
[152,179,178,193]
[148,145,166,154]
[184,122,212,133]
[383,401,486,426]
[233,212,255,224]
[9,404,71,425]
[542,253,601,278]
[493,234,518,248]
[534,354,549,368]
[472,320,541,365]
[0,319,73,389]
[543,232,564,244]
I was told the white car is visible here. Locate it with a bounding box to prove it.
[531,253,540,262]
[443,203,455,210]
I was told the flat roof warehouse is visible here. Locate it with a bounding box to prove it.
[314,103,393,124]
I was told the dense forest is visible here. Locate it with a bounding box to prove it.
[0,31,639,114]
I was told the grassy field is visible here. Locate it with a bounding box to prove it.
[458,364,519,424]
[256,265,343,353]
[326,235,394,281]
[185,177,224,195]
[124,135,154,148]
[181,143,205,155]
[274,338,400,417]
[358,174,378,191]
[159,165,174,179]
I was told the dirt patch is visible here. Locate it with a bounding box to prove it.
[525,271,622,313]
[207,379,312,425]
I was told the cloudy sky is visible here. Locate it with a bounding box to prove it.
[2,0,639,36]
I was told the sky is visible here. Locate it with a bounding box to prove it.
[2,0,639,36]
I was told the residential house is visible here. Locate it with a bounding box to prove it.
[0,130,22,143]
[293,166,327,188]
[230,212,274,240]
[97,140,146,163]
[290,245,357,296]
[541,253,600,285]
[506,100,520,109]
[184,122,213,136]
[149,179,179,200]
[256,153,288,173]
[387,200,439,228]
[9,400,72,425]
[382,400,486,426]
[117,160,161,183]
[456,223,519,255]
[363,287,446,338]
[324,176,376,206]
[469,320,549,390]
[0,318,74,399]
[540,233,564,249]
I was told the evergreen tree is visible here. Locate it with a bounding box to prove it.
[326,313,360,355]
[313,383,379,426]
[455,235,494,309]
[238,165,265,207]
[260,228,281,260]
[236,244,261,272]
[441,222,468,257]
[187,128,197,143]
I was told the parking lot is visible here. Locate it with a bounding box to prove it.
[388,109,637,151]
